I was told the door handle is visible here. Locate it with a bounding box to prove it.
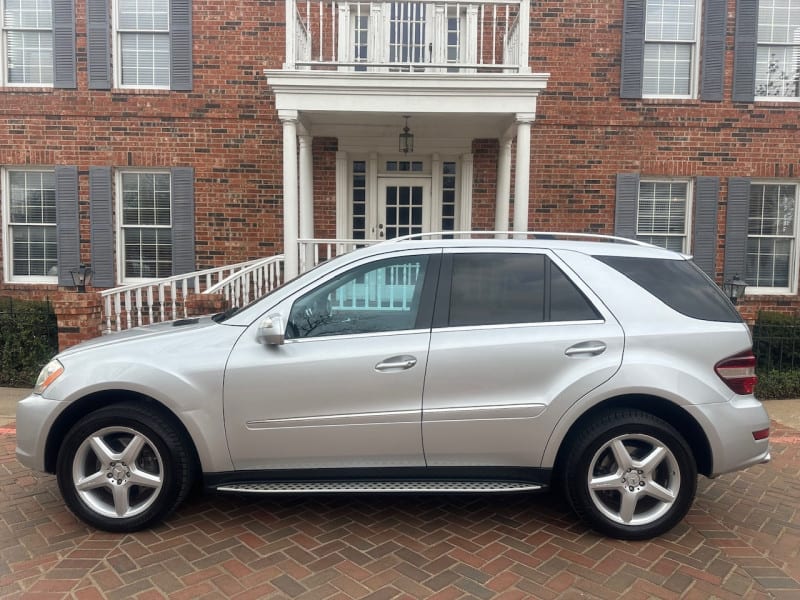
[564,341,607,357]
[375,355,417,372]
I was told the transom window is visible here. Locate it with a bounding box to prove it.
[755,0,800,99]
[118,171,173,280]
[2,0,53,86]
[115,0,170,88]
[746,183,799,290]
[3,169,57,281]
[636,181,690,252]
[643,0,699,96]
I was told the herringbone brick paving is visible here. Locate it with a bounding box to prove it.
[1,421,798,599]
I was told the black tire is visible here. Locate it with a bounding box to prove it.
[56,403,194,532]
[561,408,697,540]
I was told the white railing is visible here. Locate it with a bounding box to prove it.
[101,258,276,332]
[298,237,382,271]
[288,0,528,72]
[204,255,286,308]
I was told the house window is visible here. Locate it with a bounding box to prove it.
[351,161,367,240]
[755,0,800,99]
[643,0,700,96]
[352,10,368,71]
[2,0,53,85]
[115,0,170,88]
[118,171,172,280]
[746,183,799,290]
[636,181,690,252]
[3,169,57,281]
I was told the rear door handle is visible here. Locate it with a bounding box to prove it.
[375,355,418,372]
[565,341,607,357]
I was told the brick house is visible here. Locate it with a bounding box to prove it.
[0,0,798,345]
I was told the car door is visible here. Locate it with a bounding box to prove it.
[422,249,624,467]
[223,250,440,470]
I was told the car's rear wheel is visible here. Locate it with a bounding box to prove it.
[56,403,193,532]
[562,409,697,540]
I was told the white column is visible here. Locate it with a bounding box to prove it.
[298,133,313,273]
[495,138,512,236]
[512,114,534,235]
[335,151,349,240]
[281,111,299,279]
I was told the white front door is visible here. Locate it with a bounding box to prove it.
[377,177,431,240]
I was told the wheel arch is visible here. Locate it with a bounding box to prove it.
[44,390,201,477]
[552,394,713,478]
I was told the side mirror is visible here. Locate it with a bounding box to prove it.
[256,314,285,345]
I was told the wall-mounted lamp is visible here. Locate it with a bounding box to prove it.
[399,115,414,154]
[70,263,92,293]
[722,274,747,305]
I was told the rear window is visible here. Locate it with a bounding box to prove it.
[594,256,742,323]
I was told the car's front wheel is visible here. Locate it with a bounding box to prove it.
[562,409,697,540]
[56,403,193,532]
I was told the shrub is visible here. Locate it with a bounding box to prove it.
[755,369,800,400]
[0,297,59,387]
[752,311,800,371]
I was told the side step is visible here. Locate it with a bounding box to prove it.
[216,480,543,494]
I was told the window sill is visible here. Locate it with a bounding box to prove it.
[0,86,54,94]
[111,88,172,96]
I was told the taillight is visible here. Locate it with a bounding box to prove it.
[715,351,757,395]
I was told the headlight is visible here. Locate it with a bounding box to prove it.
[34,359,64,395]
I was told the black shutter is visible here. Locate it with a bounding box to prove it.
[52,0,77,89]
[732,0,758,102]
[55,166,80,287]
[86,0,111,90]
[692,177,720,276]
[724,178,751,282]
[170,0,193,91]
[171,168,195,275]
[620,0,646,99]
[89,167,115,287]
[700,0,726,101]
[615,173,640,239]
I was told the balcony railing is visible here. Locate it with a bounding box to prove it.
[286,0,529,72]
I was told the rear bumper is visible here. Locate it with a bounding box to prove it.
[685,396,771,477]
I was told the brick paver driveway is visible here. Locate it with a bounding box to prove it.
[1,420,799,599]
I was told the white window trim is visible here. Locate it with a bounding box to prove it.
[112,0,171,90]
[0,0,54,88]
[642,0,702,99]
[1,166,58,284]
[745,181,800,295]
[115,169,173,284]
[636,178,693,253]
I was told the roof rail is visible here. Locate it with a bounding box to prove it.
[384,231,654,247]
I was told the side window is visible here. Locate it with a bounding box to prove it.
[288,255,430,339]
[446,254,600,327]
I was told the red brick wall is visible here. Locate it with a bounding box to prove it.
[1,0,799,320]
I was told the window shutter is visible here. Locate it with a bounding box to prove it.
[171,168,195,275]
[86,0,111,90]
[692,177,720,277]
[615,173,640,239]
[700,0,726,101]
[723,178,751,282]
[89,167,115,287]
[620,0,645,99]
[52,0,77,88]
[732,0,758,102]
[55,166,80,287]
[170,0,193,91]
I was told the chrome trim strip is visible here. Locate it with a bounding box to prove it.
[431,320,605,334]
[246,409,420,430]
[423,403,546,421]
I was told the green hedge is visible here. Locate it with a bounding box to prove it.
[0,297,59,387]
[752,311,800,371]
[755,369,800,400]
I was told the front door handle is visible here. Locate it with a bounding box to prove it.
[565,341,607,357]
[375,355,417,372]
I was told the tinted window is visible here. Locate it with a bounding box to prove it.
[288,255,429,338]
[447,254,600,327]
[450,254,545,326]
[594,256,742,323]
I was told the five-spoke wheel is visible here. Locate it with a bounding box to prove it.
[57,404,193,532]
[563,409,697,539]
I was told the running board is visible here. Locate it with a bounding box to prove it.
[216,480,543,494]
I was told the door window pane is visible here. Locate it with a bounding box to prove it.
[288,256,429,338]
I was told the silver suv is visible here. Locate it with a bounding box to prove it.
[16,234,771,539]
